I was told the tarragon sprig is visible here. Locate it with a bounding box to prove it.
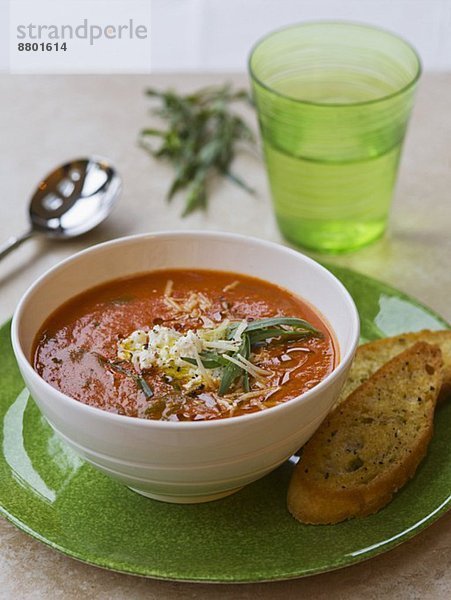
[96,354,154,398]
[139,84,256,216]
[183,317,323,395]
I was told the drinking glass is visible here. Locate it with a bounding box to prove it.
[249,22,421,253]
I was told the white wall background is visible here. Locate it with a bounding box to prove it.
[151,0,451,71]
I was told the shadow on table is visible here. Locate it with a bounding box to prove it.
[0,219,130,288]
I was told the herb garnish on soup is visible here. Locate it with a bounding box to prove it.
[33,270,336,421]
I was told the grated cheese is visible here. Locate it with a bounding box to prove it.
[117,308,277,397]
[233,386,280,402]
[117,320,249,392]
[236,354,271,377]
[204,339,240,352]
[200,315,216,328]
[222,280,240,293]
[164,279,174,297]
[192,343,215,389]
[222,353,270,381]
[233,319,248,341]
[197,292,212,308]
[163,297,182,312]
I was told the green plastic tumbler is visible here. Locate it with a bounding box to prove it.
[249,22,421,253]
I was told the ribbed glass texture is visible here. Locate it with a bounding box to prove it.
[249,22,421,253]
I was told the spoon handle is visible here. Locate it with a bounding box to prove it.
[0,229,35,262]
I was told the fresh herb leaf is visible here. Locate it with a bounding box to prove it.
[103,360,131,377]
[248,329,311,345]
[227,317,321,344]
[181,351,230,369]
[137,377,154,398]
[182,316,320,396]
[218,358,242,396]
[217,317,321,394]
[110,295,135,305]
[243,370,250,393]
[242,333,251,392]
[223,170,255,194]
[219,333,250,395]
[243,316,322,335]
[96,354,154,399]
[140,84,256,216]
[242,331,251,361]
[145,398,166,418]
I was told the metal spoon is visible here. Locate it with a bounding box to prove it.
[0,157,121,261]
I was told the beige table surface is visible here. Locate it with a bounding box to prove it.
[0,73,450,599]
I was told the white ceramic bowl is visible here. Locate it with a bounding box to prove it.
[11,232,359,503]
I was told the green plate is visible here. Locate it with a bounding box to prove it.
[1,265,450,582]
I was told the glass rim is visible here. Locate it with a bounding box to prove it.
[248,20,422,108]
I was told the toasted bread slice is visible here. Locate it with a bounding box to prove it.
[338,330,451,404]
[287,342,443,524]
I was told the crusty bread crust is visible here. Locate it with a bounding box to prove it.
[338,330,451,405]
[287,342,443,525]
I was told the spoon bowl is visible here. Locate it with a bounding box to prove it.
[0,157,121,260]
[30,157,121,238]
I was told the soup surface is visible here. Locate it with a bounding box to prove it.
[33,269,336,421]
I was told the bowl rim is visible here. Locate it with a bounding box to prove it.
[11,230,360,429]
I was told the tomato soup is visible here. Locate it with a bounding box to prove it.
[33,270,336,421]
